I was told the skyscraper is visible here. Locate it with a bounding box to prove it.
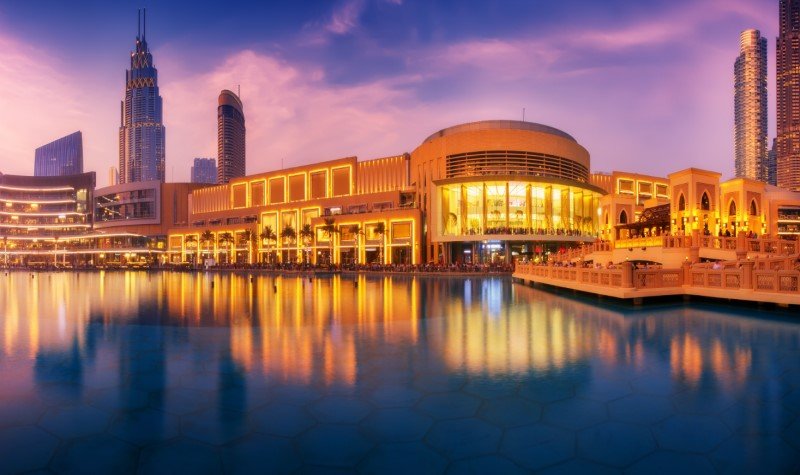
[777,0,800,190]
[34,131,83,177]
[119,9,166,184]
[217,90,245,184]
[191,158,217,184]
[734,29,768,182]
[767,138,778,186]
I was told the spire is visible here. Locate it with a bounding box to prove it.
[137,9,141,40]
[143,8,146,41]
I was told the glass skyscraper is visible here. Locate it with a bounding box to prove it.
[119,9,166,184]
[34,131,83,177]
[191,158,217,184]
[734,29,768,182]
[777,0,800,190]
[217,90,246,184]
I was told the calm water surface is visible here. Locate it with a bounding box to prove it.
[0,271,799,474]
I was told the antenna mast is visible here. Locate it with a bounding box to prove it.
[143,8,146,41]
[137,9,141,39]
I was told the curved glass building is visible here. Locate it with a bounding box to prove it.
[217,90,246,184]
[411,120,605,263]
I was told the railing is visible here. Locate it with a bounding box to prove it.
[614,236,664,249]
[699,236,738,250]
[515,260,800,296]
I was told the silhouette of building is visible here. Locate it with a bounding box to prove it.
[191,158,216,184]
[34,131,83,177]
[217,90,245,184]
[734,30,768,182]
[119,9,165,184]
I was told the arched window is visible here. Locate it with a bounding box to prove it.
[701,192,710,211]
[729,200,737,217]
[678,194,686,211]
[619,210,628,224]
[750,199,758,216]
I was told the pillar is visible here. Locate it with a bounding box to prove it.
[621,261,634,289]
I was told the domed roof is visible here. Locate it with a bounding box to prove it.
[421,120,576,144]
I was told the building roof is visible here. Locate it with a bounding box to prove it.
[421,120,577,144]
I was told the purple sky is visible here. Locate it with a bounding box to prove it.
[0,0,777,183]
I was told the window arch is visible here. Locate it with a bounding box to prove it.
[729,200,737,217]
[701,192,710,211]
[749,199,758,216]
[678,194,686,211]
[619,210,628,224]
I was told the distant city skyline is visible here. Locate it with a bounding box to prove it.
[34,131,83,177]
[0,1,781,181]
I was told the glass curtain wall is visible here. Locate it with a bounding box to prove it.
[439,181,600,237]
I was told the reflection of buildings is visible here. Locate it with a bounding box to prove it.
[1,273,797,398]
[34,131,84,177]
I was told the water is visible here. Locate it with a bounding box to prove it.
[0,271,799,474]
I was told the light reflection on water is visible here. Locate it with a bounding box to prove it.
[1,271,799,472]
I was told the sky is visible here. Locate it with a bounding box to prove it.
[0,0,778,183]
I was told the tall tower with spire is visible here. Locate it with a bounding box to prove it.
[119,9,166,183]
[734,29,768,182]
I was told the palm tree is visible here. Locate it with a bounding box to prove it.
[281,225,297,263]
[201,230,214,262]
[348,224,362,265]
[260,226,277,263]
[299,224,315,264]
[218,232,234,264]
[184,235,198,264]
[374,222,386,264]
[239,230,254,264]
[321,217,339,265]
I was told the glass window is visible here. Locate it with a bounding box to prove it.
[269,177,285,204]
[310,171,327,199]
[289,174,305,202]
[508,183,526,229]
[486,183,506,230]
[465,184,483,234]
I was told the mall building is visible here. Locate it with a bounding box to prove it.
[165,120,607,265]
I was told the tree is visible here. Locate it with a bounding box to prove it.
[239,230,254,264]
[373,222,386,264]
[281,225,297,263]
[201,230,214,262]
[299,224,315,264]
[260,226,277,263]
[348,224,363,265]
[321,217,339,265]
[218,232,234,264]
[184,235,198,263]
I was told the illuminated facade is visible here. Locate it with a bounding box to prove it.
[734,29,768,182]
[596,168,800,245]
[167,155,421,265]
[412,121,605,263]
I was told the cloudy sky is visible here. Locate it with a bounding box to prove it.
[0,0,777,182]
